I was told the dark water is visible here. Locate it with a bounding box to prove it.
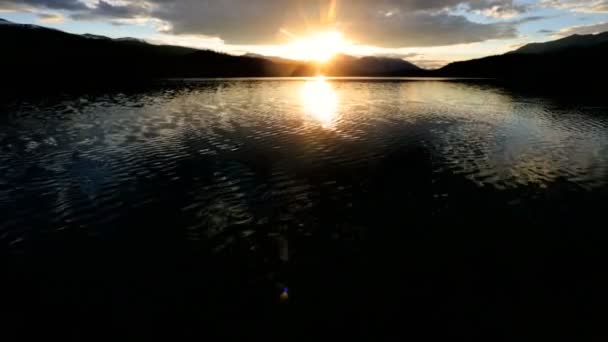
[2,78,608,340]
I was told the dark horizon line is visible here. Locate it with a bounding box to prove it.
[4,16,607,72]
[3,16,608,85]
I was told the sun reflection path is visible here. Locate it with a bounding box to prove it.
[300,76,339,129]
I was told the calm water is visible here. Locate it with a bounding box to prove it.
[2,78,608,340]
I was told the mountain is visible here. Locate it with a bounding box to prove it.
[1,18,313,82]
[246,53,423,76]
[2,18,426,82]
[438,31,608,80]
[1,18,424,82]
[510,31,608,55]
[243,53,298,64]
[13,17,607,82]
[322,54,423,76]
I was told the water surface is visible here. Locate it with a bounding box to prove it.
[2,78,608,340]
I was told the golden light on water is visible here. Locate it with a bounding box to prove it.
[300,76,339,128]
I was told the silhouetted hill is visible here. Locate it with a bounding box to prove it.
[175,50,314,77]
[322,54,423,76]
[439,31,608,80]
[0,20,428,82]
[243,53,299,65]
[1,18,314,82]
[511,31,608,54]
[1,18,425,82]
[246,53,423,76]
[12,17,606,82]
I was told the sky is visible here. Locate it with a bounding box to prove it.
[1,0,608,68]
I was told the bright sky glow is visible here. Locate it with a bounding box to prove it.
[282,31,349,62]
[2,0,608,68]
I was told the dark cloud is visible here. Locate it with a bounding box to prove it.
[338,0,527,14]
[0,0,536,47]
[0,0,87,11]
[148,1,300,43]
[143,0,532,46]
[70,1,149,20]
[343,12,542,47]
[0,0,149,20]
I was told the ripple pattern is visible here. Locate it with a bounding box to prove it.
[1,79,608,249]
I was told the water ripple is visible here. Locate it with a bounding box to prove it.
[1,79,607,247]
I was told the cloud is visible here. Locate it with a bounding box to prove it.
[0,0,536,48]
[0,0,87,11]
[575,1,608,13]
[70,0,151,20]
[384,53,421,59]
[344,12,536,47]
[37,12,64,23]
[467,0,529,18]
[144,0,534,47]
[541,0,608,13]
[554,21,608,36]
[0,0,153,20]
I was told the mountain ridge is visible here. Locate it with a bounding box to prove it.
[1,18,422,80]
[438,30,608,80]
[3,17,608,82]
[509,31,608,55]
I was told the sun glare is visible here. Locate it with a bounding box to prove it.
[286,31,346,63]
[301,76,339,128]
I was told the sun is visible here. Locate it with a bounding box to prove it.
[286,31,346,63]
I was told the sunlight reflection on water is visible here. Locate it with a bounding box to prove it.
[1,79,608,246]
[300,76,339,129]
[2,79,608,341]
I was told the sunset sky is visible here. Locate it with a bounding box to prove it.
[2,0,608,68]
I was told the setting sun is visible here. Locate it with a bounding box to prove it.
[285,31,347,63]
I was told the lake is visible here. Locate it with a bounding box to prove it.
[2,78,608,340]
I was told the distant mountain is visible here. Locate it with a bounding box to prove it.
[12,17,606,82]
[1,18,313,82]
[510,31,608,54]
[323,54,422,76]
[438,31,608,80]
[1,18,424,82]
[243,53,298,64]
[247,52,423,76]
